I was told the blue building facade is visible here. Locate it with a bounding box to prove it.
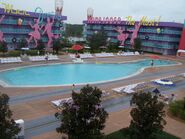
[0,7,67,50]
[83,20,183,55]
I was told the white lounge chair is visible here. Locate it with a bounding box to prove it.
[73,58,84,63]
[117,51,140,56]
[69,54,76,59]
[95,53,115,57]
[135,51,140,55]
[48,55,59,60]
[112,82,144,94]
[70,53,93,59]
[0,57,22,64]
[51,97,72,107]
[80,53,94,59]
[181,73,185,77]
[102,90,110,97]
[28,56,45,61]
[153,79,174,86]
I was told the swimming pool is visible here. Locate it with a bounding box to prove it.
[0,59,177,87]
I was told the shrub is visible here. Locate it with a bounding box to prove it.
[18,38,27,50]
[134,38,142,52]
[105,128,179,139]
[169,100,185,120]
[8,50,21,57]
[26,50,39,56]
[0,41,8,54]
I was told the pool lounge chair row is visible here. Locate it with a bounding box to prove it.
[95,53,115,57]
[0,55,59,63]
[28,56,45,61]
[112,74,178,94]
[28,55,59,62]
[69,52,140,59]
[117,52,140,56]
[69,53,94,59]
[0,57,22,64]
[112,82,144,94]
[51,74,182,109]
[80,53,94,58]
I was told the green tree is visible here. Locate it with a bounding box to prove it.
[18,38,27,50]
[88,31,107,52]
[60,35,72,48]
[53,39,61,54]
[65,24,83,37]
[0,41,8,55]
[55,85,108,139]
[0,92,20,139]
[133,38,142,52]
[37,39,45,55]
[107,42,119,52]
[129,92,166,139]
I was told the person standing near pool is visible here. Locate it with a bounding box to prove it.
[151,60,154,67]
[45,53,49,61]
[72,84,75,91]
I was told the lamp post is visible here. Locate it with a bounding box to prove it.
[184,97,185,110]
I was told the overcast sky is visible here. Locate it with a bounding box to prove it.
[1,0,185,24]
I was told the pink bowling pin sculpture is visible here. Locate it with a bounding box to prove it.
[114,27,130,46]
[27,19,42,47]
[0,15,5,42]
[42,17,59,48]
[130,22,141,47]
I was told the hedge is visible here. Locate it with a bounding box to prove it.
[169,100,185,120]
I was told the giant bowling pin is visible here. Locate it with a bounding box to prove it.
[55,0,63,15]
[87,8,94,20]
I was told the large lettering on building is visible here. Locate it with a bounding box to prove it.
[125,16,161,26]
[87,16,161,27]
[87,17,122,24]
[0,2,30,16]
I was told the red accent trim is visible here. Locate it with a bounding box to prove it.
[178,28,185,50]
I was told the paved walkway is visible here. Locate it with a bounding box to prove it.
[23,80,185,138]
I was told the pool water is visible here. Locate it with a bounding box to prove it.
[0,59,176,87]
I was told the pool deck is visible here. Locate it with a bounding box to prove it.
[0,54,185,139]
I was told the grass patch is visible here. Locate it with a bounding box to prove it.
[169,100,185,121]
[105,128,179,139]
